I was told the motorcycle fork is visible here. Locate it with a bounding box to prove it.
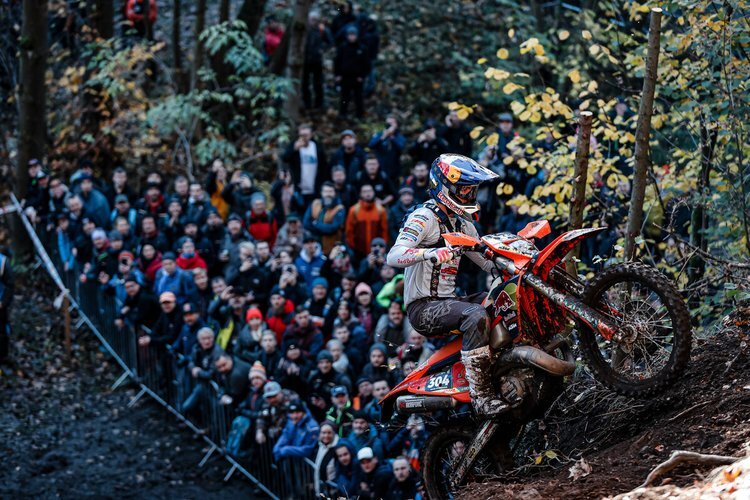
[450,419,500,486]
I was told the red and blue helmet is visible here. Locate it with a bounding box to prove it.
[429,154,499,220]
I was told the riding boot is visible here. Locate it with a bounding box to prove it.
[461,346,509,417]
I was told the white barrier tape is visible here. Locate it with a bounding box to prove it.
[0,204,18,215]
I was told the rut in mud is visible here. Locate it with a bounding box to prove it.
[461,306,750,499]
[0,270,254,499]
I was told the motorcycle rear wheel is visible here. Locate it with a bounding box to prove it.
[577,262,692,397]
[422,427,512,500]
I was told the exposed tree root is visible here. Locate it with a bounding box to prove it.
[639,450,740,488]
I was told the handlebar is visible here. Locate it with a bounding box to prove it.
[429,245,468,263]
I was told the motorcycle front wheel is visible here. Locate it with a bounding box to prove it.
[421,427,512,500]
[577,262,692,397]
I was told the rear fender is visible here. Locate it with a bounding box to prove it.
[533,227,606,278]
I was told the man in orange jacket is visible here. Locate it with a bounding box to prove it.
[345,184,388,262]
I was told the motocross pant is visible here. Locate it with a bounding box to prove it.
[406,292,489,350]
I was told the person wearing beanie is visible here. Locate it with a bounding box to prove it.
[362,342,397,387]
[303,276,333,328]
[265,287,295,343]
[176,237,208,271]
[226,359,268,458]
[307,349,352,422]
[234,307,268,363]
[353,281,383,342]
[346,410,385,461]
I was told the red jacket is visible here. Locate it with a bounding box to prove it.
[264,27,284,56]
[176,253,208,271]
[266,299,295,344]
[248,211,278,249]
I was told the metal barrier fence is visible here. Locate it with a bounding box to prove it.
[6,195,321,500]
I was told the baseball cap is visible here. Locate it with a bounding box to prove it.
[115,194,129,204]
[159,292,177,303]
[288,401,305,413]
[498,112,513,122]
[371,237,386,248]
[357,447,374,461]
[286,213,301,223]
[182,302,199,315]
[340,129,356,139]
[331,385,348,397]
[263,381,282,399]
[162,251,176,261]
[398,186,414,196]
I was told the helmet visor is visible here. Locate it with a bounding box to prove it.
[449,184,478,205]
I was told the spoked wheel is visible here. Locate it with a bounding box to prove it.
[422,427,512,500]
[578,262,692,397]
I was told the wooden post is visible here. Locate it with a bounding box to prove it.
[566,110,593,276]
[624,7,662,261]
[63,294,72,357]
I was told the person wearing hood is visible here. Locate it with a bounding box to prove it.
[353,282,383,341]
[362,342,397,387]
[355,446,393,499]
[275,213,309,256]
[333,441,363,498]
[304,182,346,255]
[314,421,340,497]
[272,400,319,461]
[345,184,389,262]
[221,170,260,217]
[330,0,355,43]
[345,412,384,460]
[77,174,111,229]
[246,193,278,250]
[334,25,370,118]
[295,236,327,286]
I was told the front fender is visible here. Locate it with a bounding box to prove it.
[533,227,607,278]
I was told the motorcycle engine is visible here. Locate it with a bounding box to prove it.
[498,369,536,406]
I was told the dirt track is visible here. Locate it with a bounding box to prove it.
[0,271,255,499]
[461,309,750,499]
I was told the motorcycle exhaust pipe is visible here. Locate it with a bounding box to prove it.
[396,395,457,414]
[498,345,576,376]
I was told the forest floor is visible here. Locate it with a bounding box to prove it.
[0,269,256,499]
[462,305,750,499]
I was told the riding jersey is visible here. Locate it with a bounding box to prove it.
[386,200,494,306]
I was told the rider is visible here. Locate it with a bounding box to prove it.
[386,153,507,417]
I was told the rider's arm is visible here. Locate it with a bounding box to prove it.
[463,223,496,273]
[386,211,431,268]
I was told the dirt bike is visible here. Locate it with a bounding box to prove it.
[378,220,692,499]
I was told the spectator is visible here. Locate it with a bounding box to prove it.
[182,327,224,413]
[356,446,392,499]
[116,275,160,330]
[263,15,284,58]
[55,212,76,272]
[308,349,352,420]
[313,421,340,497]
[0,248,14,364]
[282,124,328,205]
[220,214,253,274]
[205,159,230,220]
[139,214,169,253]
[276,343,313,398]
[303,11,333,110]
[388,187,415,243]
[346,412,384,460]
[110,194,138,230]
[330,165,357,209]
[333,323,365,374]
[113,215,139,253]
[277,264,308,309]
[333,442,362,497]
[327,339,354,380]
[330,0,355,42]
[365,378,390,423]
[247,194,278,249]
[266,287,295,343]
[304,277,333,328]
[389,457,420,500]
[303,182,346,255]
[362,343,397,387]
[154,252,197,305]
[409,119,449,165]
[176,238,208,271]
[104,166,136,206]
[331,130,367,181]
[270,169,306,226]
[356,10,380,98]
[353,282,382,342]
[357,237,387,284]
[215,354,251,407]
[183,220,214,271]
[137,243,162,286]
[256,331,283,374]
[326,385,355,437]
[226,361,268,458]
[402,161,431,204]
[374,301,410,359]
[398,329,434,365]
[282,309,323,359]
[295,236,326,286]
[47,177,69,228]
[192,267,213,316]
[334,26,370,118]
[226,245,270,308]
[77,174,110,229]
[272,400,319,461]
[171,301,209,358]
[439,109,473,156]
[234,308,266,363]
[275,213,308,257]
[352,376,373,410]
[255,381,300,445]
[354,155,396,206]
[345,185,389,261]
[24,160,50,224]
[186,182,211,225]
[162,197,186,244]
[222,171,260,217]
[368,115,406,179]
[136,183,167,217]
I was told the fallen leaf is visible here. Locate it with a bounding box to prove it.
[568,458,593,481]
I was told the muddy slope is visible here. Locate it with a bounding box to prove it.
[461,310,750,499]
[0,271,254,499]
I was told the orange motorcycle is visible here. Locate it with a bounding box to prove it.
[378,220,692,499]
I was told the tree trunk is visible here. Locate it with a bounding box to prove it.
[92,0,114,38]
[172,0,186,92]
[237,0,268,38]
[566,111,593,276]
[143,0,153,40]
[687,118,717,286]
[15,0,48,257]
[219,0,230,22]
[191,0,207,91]
[624,7,662,261]
[282,0,312,123]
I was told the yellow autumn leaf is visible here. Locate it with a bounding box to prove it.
[519,110,531,121]
[587,81,598,93]
[456,108,470,120]
[519,203,530,215]
[486,133,499,147]
[502,155,514,165]
[503,82,523,94]
[582,30,592,40]
[508,28,515,38]
[606,175,618,188]
[497,48,509,60]
[534,44,545,56]
[469,126,484,140]
[558,30,570,40]
[568,69,581,84]
[529,112,541,123]
[510,101,525,115]
[477,57,487,64]
[448,102,461,110]
[589,44,600,56]
[503,184,514,195]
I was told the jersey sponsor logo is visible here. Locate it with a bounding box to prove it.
[399,232,418,242]
[412,213,430,222]
[412,218,426,229]
[495,290,514,312]
[403,226,420,238]
[440,266,458,275]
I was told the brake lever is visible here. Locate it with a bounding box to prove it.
[429,245,469,263]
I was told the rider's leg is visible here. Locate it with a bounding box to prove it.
[406,295,507,417]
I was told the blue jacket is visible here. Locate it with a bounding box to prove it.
[344,426,385,461]
[294,248,326,286]
[154,268,197,305]
[57,230,76,270]
[334,442,363,497]
[272,413,319,460]
[303,199,346,237]
[368,130,406,178]
[80,189,111,229]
